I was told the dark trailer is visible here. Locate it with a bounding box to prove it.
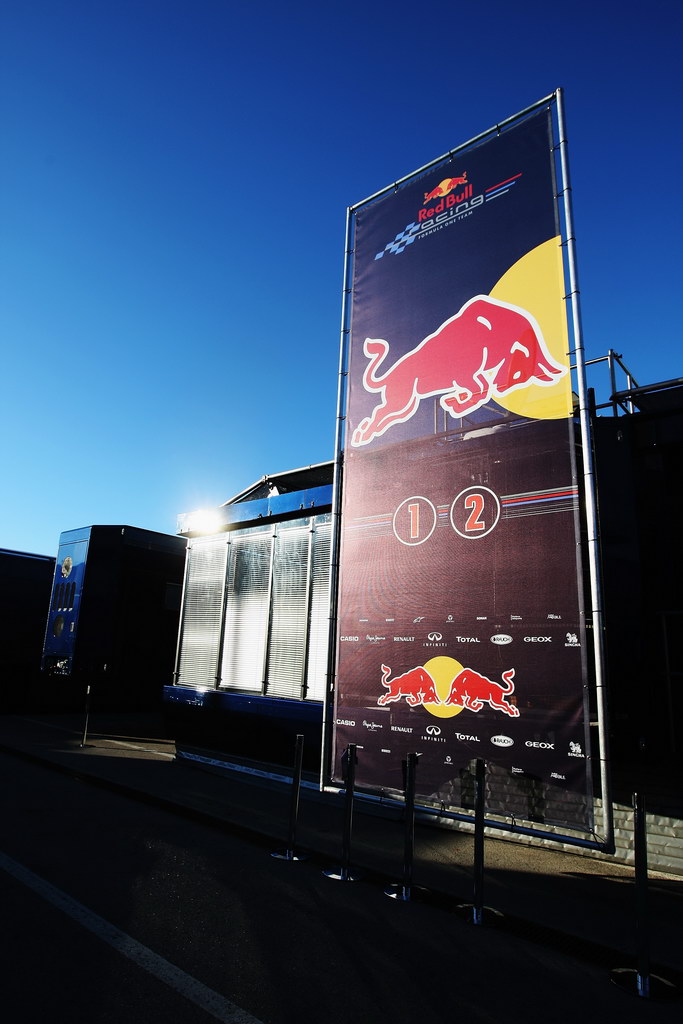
[0,548,55,711]
[42,525,187,711]
[164,462,333,771]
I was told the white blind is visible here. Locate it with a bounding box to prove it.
[220,533,272,691]
[305,521,331,701]
[177,536,228,687]
[265,525,309,698]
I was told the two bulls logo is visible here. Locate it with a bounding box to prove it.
[377,662,519,717]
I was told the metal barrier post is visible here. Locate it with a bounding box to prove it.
[456,759,501,925]
[610,791,676,999]
[272,734,307,862]
[472,757,485,925]
[80,684,91,748]
[634,791,650,997]
[385,752,420,901]
[324,744,362,881]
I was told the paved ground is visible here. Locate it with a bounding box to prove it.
[4,746,681,1024]
[0,711,680,1003]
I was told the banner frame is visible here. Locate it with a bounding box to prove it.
[323,90,613,854]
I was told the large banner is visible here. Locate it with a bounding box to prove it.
[332,109,593,830]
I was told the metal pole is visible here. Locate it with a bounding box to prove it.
[323,744,362,881]
[473,758,486,925]
[556,87,613,851]
[608,350,618,417]
[633,792,651,998]
[80,684,91,748]
[320,205,353,793]
[385,752,419,901]
[403,753,416,896]
[272,734,307,862]
[341,744,357,877]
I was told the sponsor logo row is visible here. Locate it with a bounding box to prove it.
[356,613,564,625]
[341,632,580,647]
[334,718,585,759]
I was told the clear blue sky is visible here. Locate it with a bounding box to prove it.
[1,0,681,556]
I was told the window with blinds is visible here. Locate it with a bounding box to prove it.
[176,535,228,687]
[265,523,310,698]
[220,532,272,692]
[176,514,331,701]
[306,520,331,701]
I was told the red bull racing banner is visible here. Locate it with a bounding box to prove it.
[332,106,594,830]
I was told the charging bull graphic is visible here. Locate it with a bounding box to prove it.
[377,664,440,706]
[352,295,566,447]
[423,174,467,203]
[378,662,519,717]
[444,667,519,717]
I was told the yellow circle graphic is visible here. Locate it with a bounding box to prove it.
[489,237,572,419]
[422,656,465,718]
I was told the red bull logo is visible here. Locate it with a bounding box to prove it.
[423,174,468,203]
[378,661,519,717]
[352,295,566,447]
[443,667,519,716]
[377,664,440,706]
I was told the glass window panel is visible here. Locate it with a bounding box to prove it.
[220,534,272,692]
[305,521,331,701]
[266,526,309,699]
[176,535,228,687]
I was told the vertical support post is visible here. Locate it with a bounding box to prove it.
[472,758,486,925]
[324,744,362,881]
[288,734,305,854]
[80,684,91,748]
[608,350,618,416]
[626,372,636,414]
[341,743,357,878]
[271,734,307,861]
[608,790,675,996]
[633,792,651,998]
[402,752,417,898]
[385,752,419,901]
[320,205,354,794]
[556,88,613,852]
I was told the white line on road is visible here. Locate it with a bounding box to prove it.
[0,850,264,1024]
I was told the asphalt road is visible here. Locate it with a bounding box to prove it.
[0,750,678,1023]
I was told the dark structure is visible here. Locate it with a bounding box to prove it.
[42,525,187,711]
[0,548,55,712]
[593,378,683,778]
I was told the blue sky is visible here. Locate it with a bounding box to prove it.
[1,0,681,556]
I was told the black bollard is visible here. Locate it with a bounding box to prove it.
[272,734,307,861]
[455,759,501,925]
[385,752,422,901]
[80,684,91,748]
[324,744,362,881]
[634,791,650,997]
[610,792,677,999]
[472,757,485,925]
